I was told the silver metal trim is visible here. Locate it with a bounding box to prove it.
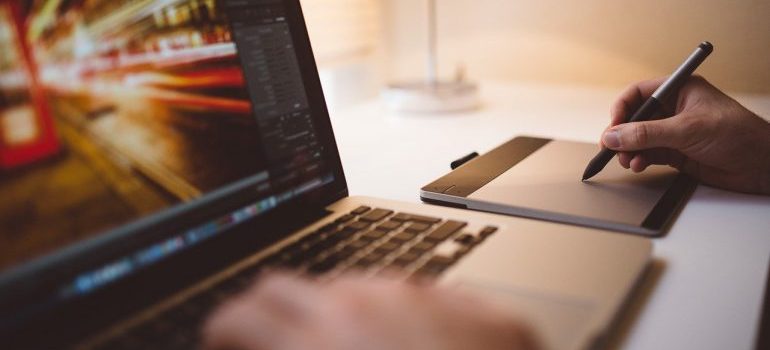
[420,190,659,236]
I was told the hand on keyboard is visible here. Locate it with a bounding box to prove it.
[202,273,540,350]
[93,206,501,350]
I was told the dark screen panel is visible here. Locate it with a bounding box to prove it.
[0,0,339,278]
[0,0,347,344]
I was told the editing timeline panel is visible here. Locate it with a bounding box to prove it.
[225,0,329,189]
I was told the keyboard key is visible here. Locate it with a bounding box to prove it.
[308,258,340,274]
[404,223,432,233]
[327,234,348,247]
[454,233,477,245]
[335,214,356,223]
[480,226,498,237]
[415,255,455,276]
[296,232,324,249]
[347,240,372,250]
[283,252,307,268]
[375,242,400,254]
[359,230,387,241]
[359,208,394,222]
[408,214,442,224]
[427,255,455,266]
[345,221,371,231]
[335,246,358,259]
[334,227,358,240]
[424,220,466,242]
[376,220,402,231]
[391,213,410,222]
[357,252,385,266]
[303,244,328,260]
[414,266,441,276]
[351,206,371,215]
[390,252,421,267]
[308,248,357,274]
[391,213,442,224]
[389,231,417,242]
[409,241,435,253]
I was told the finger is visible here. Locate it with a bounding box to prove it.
[248,273,325,321]
[203,274,327,350]
[203,298,290,350]
[610,77,667,126]
[629,154,649,173]
[603,116,691,152]
[326,274,427,308]
[631,148,687,170]
[618,152,634,169]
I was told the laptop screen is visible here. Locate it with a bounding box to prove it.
[0,0,341,294]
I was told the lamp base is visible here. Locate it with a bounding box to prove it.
[382,81,480,113]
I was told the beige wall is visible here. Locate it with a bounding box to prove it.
[382,0,770,94]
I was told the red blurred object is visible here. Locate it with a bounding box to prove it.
[0,1,59,170]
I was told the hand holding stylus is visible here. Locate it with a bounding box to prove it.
[601,75,770,195]
[582,42,713,181]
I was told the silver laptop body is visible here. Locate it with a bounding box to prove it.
[0,1,650,349]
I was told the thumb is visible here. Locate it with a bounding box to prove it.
[602,117,688,152]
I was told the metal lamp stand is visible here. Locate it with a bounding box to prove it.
[382,0,480,113]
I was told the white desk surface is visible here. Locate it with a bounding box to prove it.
[328,80,770,350]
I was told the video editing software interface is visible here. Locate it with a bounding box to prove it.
[0,0,332,298]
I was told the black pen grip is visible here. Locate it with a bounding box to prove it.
[626,97,662,124]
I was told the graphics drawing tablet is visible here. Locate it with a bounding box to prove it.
[420,136,696,236]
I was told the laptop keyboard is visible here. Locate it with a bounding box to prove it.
[92,206,497,350]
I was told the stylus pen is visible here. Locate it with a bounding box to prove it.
[581,41,714,181]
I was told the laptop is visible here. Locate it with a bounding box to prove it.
[0,1,650,349]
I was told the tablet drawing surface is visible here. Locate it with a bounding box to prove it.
[421,137,695,235]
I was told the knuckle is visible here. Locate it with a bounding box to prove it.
[633,79,650,88]
[636,122,666,148]
[633,124,650,147]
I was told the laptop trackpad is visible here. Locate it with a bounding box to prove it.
[455,280,598,350]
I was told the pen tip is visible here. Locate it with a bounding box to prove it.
[700,41,714,54]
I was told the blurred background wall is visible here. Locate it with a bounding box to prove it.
[380,0,770,94]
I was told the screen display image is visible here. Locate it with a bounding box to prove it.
[0,0,331,274]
